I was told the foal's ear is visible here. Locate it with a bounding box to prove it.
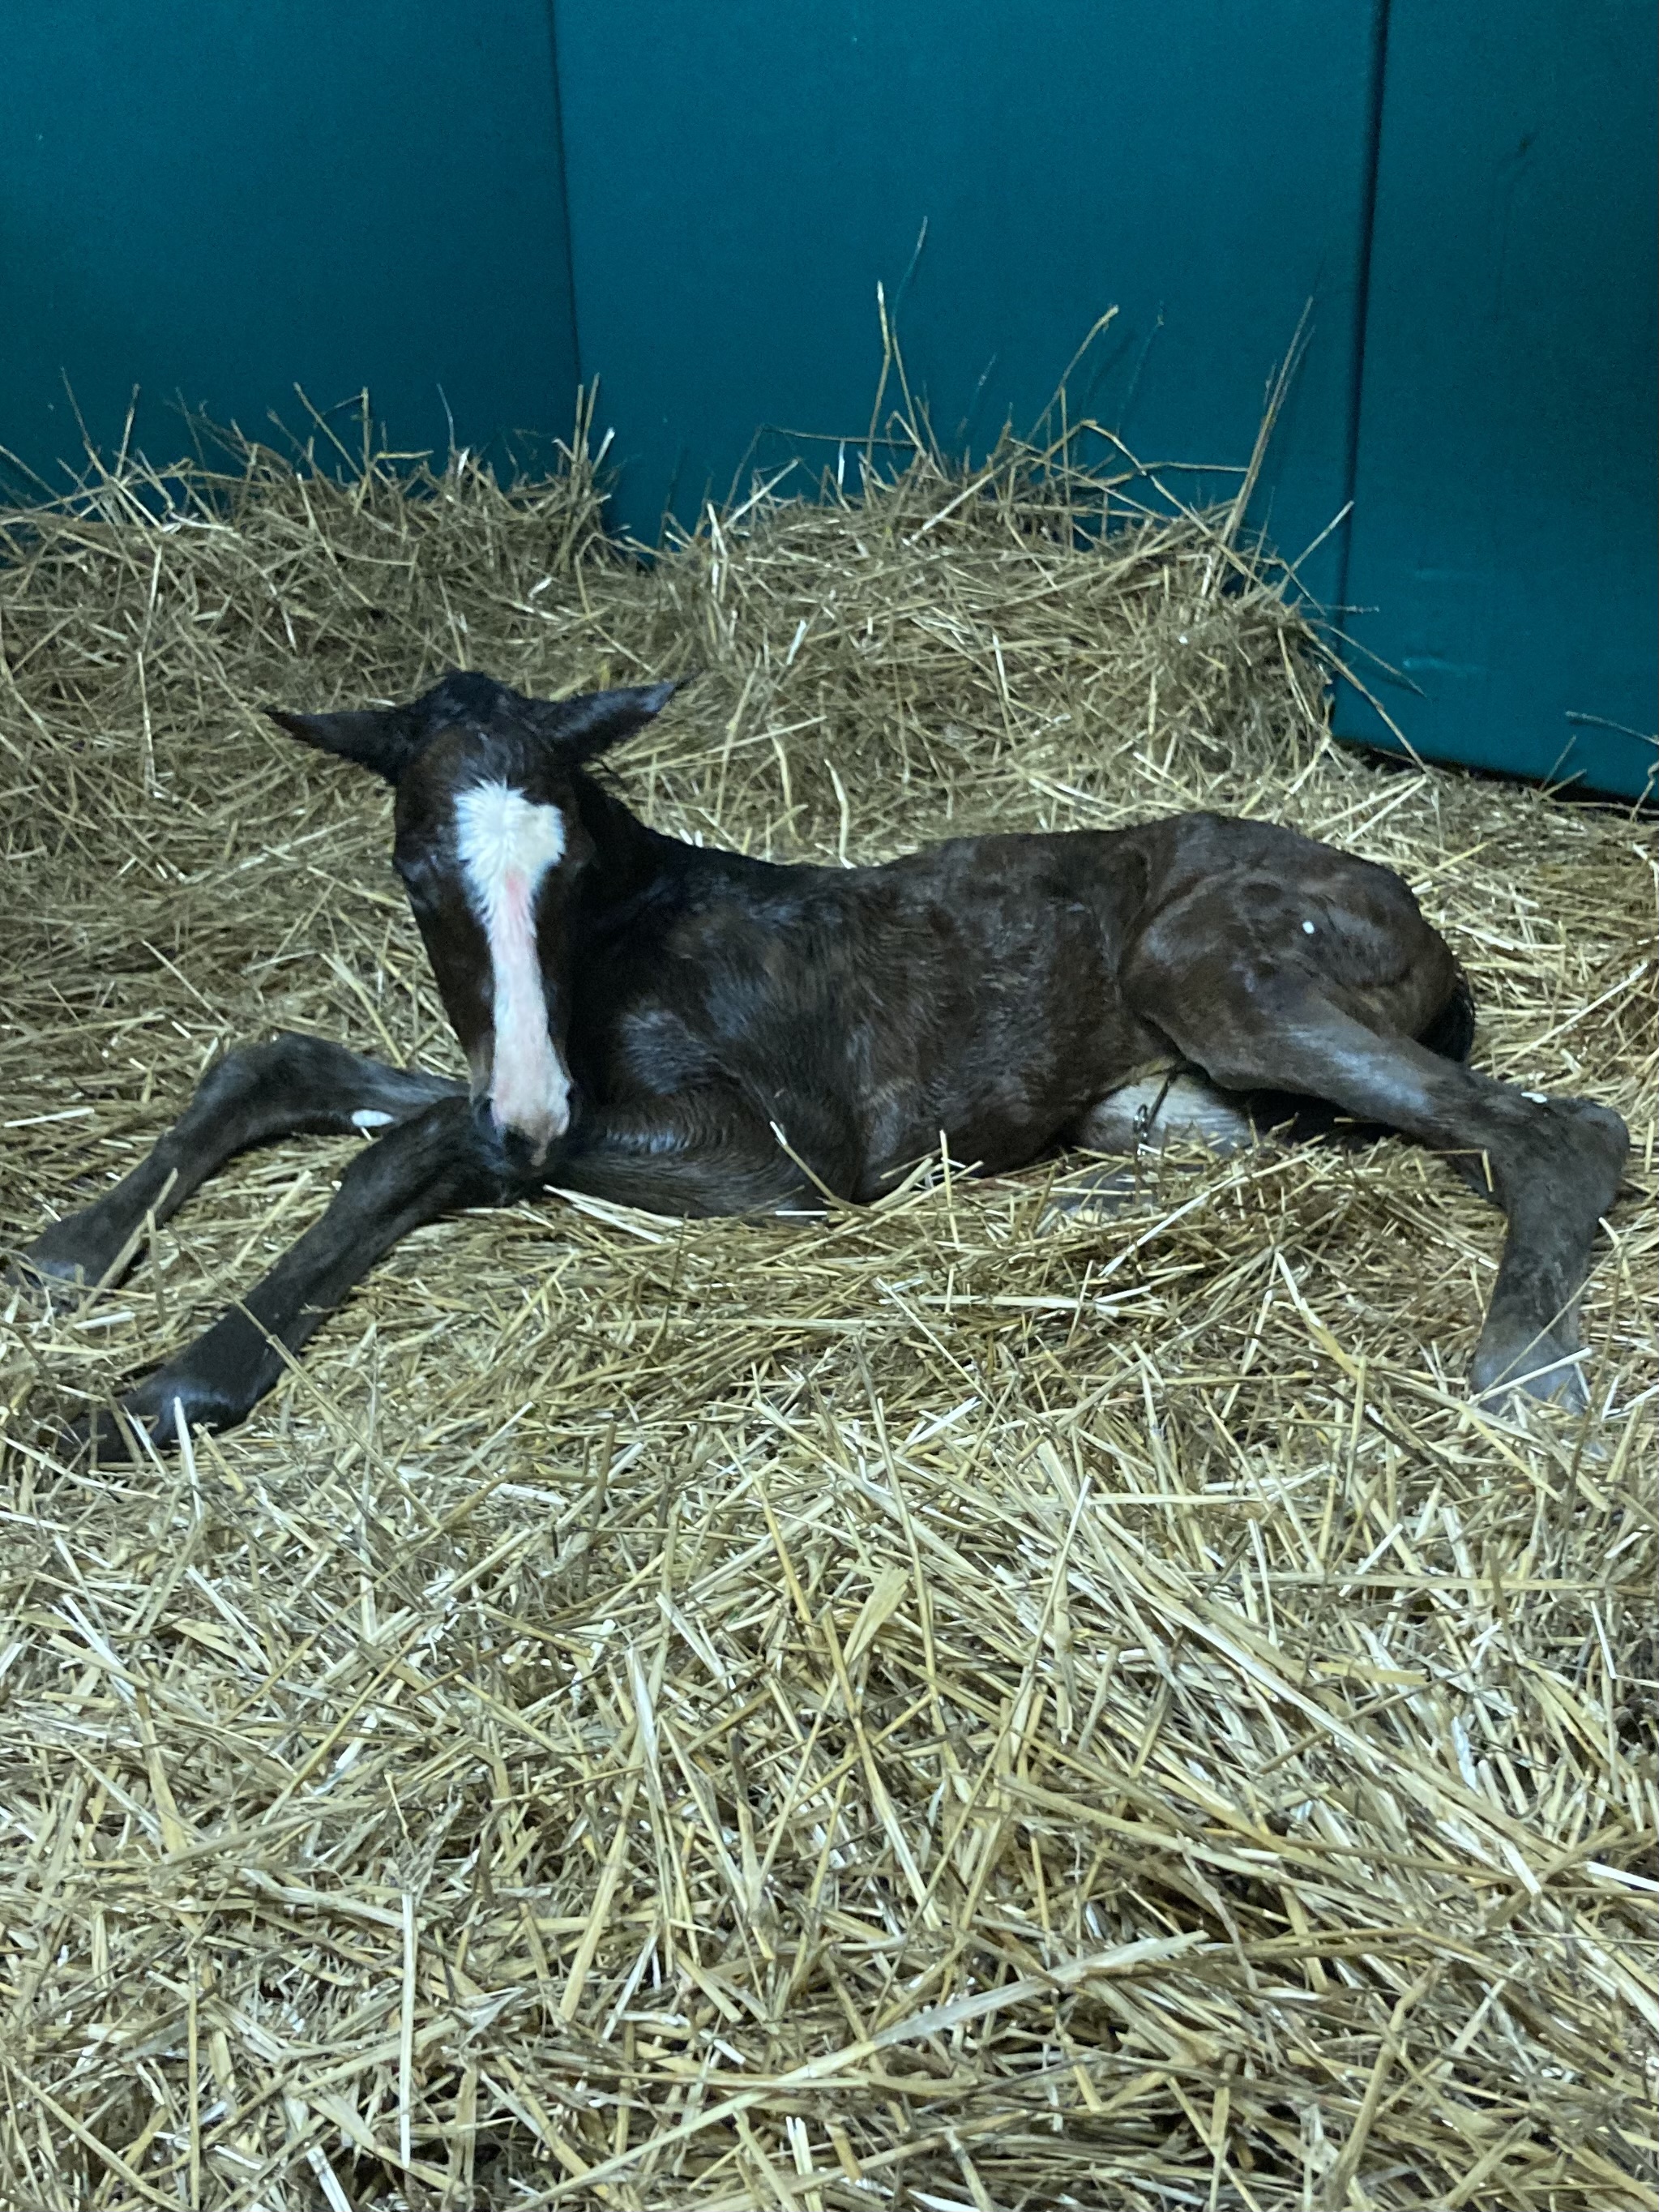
[532,679,682,763]
[265,703,425,783]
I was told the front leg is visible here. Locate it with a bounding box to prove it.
[71,1095,509,1461]
[19,1033,464,1300]
[69,1092,833,1460]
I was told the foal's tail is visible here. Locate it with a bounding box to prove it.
[1417,965,1477,1065]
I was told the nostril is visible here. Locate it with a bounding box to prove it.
[490,1118,558,1180]
[486,1097,571,1152]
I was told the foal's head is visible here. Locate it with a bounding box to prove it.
[270,672,675,1162]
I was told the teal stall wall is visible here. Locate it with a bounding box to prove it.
[0,0,578,484]
[2,3,1653,793]
[1335,1,1657,800]
[551,0,1379,614]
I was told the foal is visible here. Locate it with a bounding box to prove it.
[20,672,1627,1455]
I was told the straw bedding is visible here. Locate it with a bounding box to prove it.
[0,417,1654,2210]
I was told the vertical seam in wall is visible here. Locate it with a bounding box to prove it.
[545,0,583,396]
[1335,0,1392,629]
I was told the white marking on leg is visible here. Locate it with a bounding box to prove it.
[454,781,572,1153]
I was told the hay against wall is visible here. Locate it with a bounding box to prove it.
[0,413,1653,2212]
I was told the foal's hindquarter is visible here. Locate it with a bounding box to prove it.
[19,678,1628,1455]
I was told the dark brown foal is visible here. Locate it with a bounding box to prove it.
[19,672,1627,1457]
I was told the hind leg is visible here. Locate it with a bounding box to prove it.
[1123,916,1627,1409]
[17,1034,464,1299]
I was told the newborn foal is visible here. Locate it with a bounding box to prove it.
[21,673,1628,1455]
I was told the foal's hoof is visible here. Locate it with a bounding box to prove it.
[13,1213,137,1305]
[60,1405,157,1466]
[1471,1324,1589,1414]
[1550,1095,1631,1209]
[61,1380,214,1466]
[9,1248,96,1307]
[62,1363,242,1469]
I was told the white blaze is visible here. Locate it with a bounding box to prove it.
[454,781,572,1153]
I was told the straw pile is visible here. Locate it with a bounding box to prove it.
[0,411,1654,2211]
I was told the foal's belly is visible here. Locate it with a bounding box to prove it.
[609,835,1172,1196]
[845,961,1165,1194]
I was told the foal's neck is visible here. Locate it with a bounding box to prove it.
[571,769,691,901]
